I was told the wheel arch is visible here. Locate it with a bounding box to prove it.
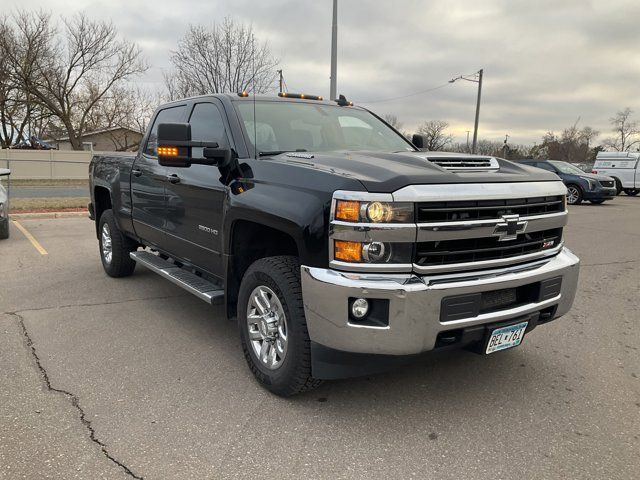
[93,186,112,237]
[225,219,300,319]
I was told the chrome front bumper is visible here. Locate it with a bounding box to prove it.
[301,248,580,356]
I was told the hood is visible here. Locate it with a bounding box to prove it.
[572,171,614,182]
[263,151,560,193]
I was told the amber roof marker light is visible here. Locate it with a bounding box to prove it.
[277,92,323,101]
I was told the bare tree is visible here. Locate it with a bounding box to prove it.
[164,18,278,99]
[533,122,600,163]
[415,120,453,151]
[1,11,147,150]
[0,13,53,147]
[603,108,640,152]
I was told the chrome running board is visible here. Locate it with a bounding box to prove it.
[130,251,224,304]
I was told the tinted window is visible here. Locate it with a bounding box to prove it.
[535,162,556,172]
[144,105,187,156]
[189,103,229,157]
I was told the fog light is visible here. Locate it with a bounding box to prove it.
[351,298,369,319]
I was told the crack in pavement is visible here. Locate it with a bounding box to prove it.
[4,292,191,315]
[581,259,640,267]
[8,312,144,480]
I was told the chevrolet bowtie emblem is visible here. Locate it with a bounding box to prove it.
[493,214,528,241]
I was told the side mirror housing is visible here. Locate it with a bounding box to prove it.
[157,123,192,167]
[412,134,425,149]
[0,168,10,177]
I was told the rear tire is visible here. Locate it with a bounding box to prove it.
[623,189,639,196]
[238,256,322,396]
[98,209,137,277]
[0,218,9,239]
[566,184,583,205]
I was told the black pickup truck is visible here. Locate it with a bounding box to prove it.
[89,93,580,396]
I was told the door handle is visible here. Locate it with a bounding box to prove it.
[131,168,142,177]
[167,174,181,184]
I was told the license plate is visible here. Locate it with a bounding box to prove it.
[485,321,528,354]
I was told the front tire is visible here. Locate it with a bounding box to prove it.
[566,184,583,205]
[613,178,623,195]
[623,189,639,196]
[98,209,137,277]
[590,199,605,204]
[238,256,322,396]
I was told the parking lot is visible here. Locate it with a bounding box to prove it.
[1,198,638,480]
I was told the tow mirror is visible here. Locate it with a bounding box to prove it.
[412,134,426,150]
[157,123,192,168]
[0,168,10,177]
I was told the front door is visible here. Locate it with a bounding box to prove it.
[163,101,230,278]
[131,104,187,248]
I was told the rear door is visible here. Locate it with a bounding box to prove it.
[163,100,231,278]
[131,105,187,248]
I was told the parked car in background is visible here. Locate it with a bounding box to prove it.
[0,168,10,239]
[592,152,640,196]
[518,160,617,205]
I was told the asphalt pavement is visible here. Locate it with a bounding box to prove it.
[1,197,638,479]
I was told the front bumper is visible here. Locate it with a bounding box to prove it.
[301,247,579,359]
[583,186,617,200]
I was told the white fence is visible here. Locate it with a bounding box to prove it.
[0,149,103,179]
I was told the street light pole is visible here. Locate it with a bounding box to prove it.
[449,69,483,154]
[472,68,483,154]
[329,0,338,101]
[277,69,283,93]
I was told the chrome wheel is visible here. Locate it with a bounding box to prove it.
[101,223,113,264]
[567,186,580,204]
[246,285,288,370]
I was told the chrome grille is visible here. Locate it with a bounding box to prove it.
[415,228,563,267]
[416,196,565,223]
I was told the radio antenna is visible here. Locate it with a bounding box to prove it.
[252,35,257,159]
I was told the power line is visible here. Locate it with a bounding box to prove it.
[355,82,452,104]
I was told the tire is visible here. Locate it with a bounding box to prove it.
[238,256,322,396]
[0,218,8,239]
[566,184,583,205]
[613,178,623,195]
[623,189,639,196]
[590,200,605,204]
[98,209,137,277]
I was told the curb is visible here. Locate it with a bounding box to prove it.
[10,211,89,220]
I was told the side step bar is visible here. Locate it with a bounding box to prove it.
[130,251,224,305]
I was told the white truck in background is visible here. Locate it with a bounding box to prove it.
[592,152,640,196]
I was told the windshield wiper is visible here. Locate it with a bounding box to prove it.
[258,149,307,157]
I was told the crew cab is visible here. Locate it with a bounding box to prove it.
[89,93,580,396]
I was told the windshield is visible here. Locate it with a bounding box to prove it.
[235,100,415,155]
[548,160,587,175]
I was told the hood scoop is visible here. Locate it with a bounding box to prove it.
[423,154,500,172]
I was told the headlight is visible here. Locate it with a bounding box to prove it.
[585,178,597,190]
[335,200,413,223]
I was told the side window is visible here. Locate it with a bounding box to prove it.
[189,103,229,157]
[144,105,187,156]
[536,162,556,172]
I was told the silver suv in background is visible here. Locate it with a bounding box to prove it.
[0,168,10,239]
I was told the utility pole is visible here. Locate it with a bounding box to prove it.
[449,68,483,154]
[277,69,283,93]
[329,0,338,101]
[466,130,471,152]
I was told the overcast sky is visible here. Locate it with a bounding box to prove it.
[6,0,640,144]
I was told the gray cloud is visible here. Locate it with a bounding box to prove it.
[9,0,640,144]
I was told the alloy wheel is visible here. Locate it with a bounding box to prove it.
[101,223,113,264]
[246,285,288,370]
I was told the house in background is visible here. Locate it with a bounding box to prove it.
[49,127,143,152]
